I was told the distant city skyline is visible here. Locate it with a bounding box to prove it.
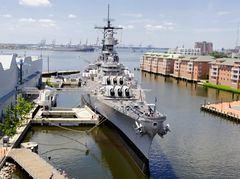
[0,0,240,49]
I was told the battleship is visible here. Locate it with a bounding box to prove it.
[81,6,170,175]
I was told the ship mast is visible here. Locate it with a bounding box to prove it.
[95,4,122,62]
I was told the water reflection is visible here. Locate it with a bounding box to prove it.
[140,71,240,178]
[23,125,147,179]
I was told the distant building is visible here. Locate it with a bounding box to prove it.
[168,47,201,56]
[209,58,240,89]
[194,41,213,55]
[0,54,42,120]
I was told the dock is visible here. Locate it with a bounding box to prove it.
[0,104,99,177]
[42,70,80,77]
[201,100,240,122]
[33,105,99,126]
[8,149,65,179]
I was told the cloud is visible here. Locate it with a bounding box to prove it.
[68,14,77,19]
[216,11,231,17]
[19,18,36,23]
[118,24,135,29]
[129,18,156,24]
[121,13,143,18]
[144,21,175,31]
[118,25,124,28]
[163,21,175,26]
[38,19,56,27]
[1,14,12,18]
[18,18,56,27]
[144,24,164,30]
[19,0,51,7]
[193,27,234,33]
[126,25,135,29]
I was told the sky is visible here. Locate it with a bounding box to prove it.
[0,0,240,49]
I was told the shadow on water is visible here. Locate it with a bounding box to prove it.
[21,125,148,179]
[149,137,178,179]
[91,124,147,179]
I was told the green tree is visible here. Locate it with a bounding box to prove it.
[46,78,53,87]
[15,96,32,124]
[0,106,17,137]
[0,96,32,137]
[210,51,228,58]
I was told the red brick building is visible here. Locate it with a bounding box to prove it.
[173,56,213,81]
[209,58,240,89]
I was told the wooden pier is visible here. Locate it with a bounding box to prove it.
[8,149,65,179]
[201,100,240,122]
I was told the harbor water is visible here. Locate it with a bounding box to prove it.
[4,49,240,178]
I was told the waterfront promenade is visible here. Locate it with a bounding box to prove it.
[201,100,240,122]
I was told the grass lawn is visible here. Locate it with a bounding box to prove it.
[203,82,240,93]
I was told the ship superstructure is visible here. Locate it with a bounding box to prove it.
[81,5,170,175]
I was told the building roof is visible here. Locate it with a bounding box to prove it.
[181,55,214,62]
[220,58,240,66]
[0,54,14,70]
[210,58,240,66]
[144,52,215,63]
[144,52,181,59]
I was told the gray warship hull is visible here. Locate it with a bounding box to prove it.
[80,5,169,175]
[82,93,153,175]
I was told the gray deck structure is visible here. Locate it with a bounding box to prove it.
[33,105,99,126]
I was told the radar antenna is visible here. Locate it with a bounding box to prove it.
[95,4,123,30]
[107,4,110,27]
